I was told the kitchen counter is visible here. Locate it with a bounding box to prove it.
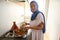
[0,37,27,40]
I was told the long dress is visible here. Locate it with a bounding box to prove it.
[30,13,44,40]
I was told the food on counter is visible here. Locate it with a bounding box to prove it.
[10,21,28,36]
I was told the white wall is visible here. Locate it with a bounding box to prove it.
[46,0,60,40]
[0,1,24,36]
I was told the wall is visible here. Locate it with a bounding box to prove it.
[46,0,60,40]
[0,1,24,36]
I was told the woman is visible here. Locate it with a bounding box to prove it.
[25,1,44,40]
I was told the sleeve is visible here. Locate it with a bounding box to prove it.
[30,13,44,27]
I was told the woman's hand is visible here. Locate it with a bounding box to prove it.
[24,25,31,30]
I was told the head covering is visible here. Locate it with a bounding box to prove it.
[30,1,39,20]
[30,1,39,13]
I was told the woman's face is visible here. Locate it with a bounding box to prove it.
[30,2,37,12]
